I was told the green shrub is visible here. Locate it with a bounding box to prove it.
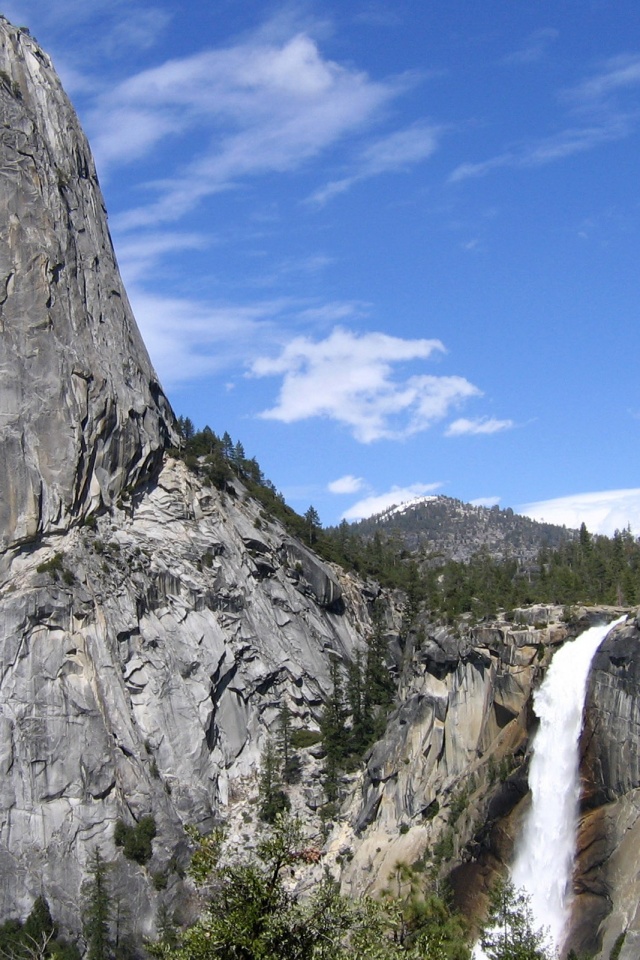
[114,815,157,865]
[36,553,64,576]
[151,871,168,891]
[433,829,454,863]
[610,932,626,960]
[290,729,322,749]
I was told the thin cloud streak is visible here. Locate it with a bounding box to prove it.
[502,28,559,66]
[451,52,640,183]
[446,416,514,437]
[564,53,640,106]
[449,116,633,182]
[307,121,442,206]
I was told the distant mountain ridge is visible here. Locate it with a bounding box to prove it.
[347,494,576,564]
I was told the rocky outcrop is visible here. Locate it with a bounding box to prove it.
[338,612,567,901]
[571,616,640,959]
[0,459,368,936]
[0,18,175,553]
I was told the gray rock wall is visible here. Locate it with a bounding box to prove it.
[574,616,640,960]
[0,19,175,553]
[0,459,367,935]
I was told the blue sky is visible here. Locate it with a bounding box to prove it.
[7,0,640,533]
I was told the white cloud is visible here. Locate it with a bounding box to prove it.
[307,122,441,206]
[342,483,442,521]
[86,31,412,226]
[328,474,366,495]
[446,416,514,437]
[250,327,480,442]
[125,287,371,388]
[471,496,501,507]
[519,489,640,537]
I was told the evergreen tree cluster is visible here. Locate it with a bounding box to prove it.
[320,601,397,802]
[0,896,79,960]
[258,702,303,823]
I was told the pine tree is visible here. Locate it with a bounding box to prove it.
[480,879,552,960]
[320,658,349,801]
[258,738,289,823]
[83,848,113,960]
[221,432,234,459]
[363,601,395,737]
[303,506,321,545]
[23,896,55,944]
[277,701,300,784]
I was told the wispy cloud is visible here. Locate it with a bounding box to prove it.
[342,483,442,521]
[116,231,208,284]
[519,488,640,536]
[307,121,441,206]
[85,31,415,228]
[450,52,640,183]
[446,416,514,437]
[502,28,559,66]
[126,288,373,388]
[564,53,640,107]
[3,0,170,55]
[249,327,480,442]
[127,288,286,386]
[328,474,366,495]
[449,116,632,182]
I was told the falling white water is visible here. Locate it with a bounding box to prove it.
[509,615,627,952]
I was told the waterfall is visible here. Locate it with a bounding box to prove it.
[509,615,626,951]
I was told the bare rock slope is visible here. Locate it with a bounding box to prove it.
[0,457,367,934]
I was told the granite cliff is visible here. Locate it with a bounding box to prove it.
[0,18,174,555]
[1,16,639,959]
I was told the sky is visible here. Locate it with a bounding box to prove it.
[5,0,640,534]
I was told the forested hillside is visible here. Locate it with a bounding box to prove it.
[177,421,640,622]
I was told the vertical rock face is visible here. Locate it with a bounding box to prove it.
[0,19,174,553]
[574,617,640,960]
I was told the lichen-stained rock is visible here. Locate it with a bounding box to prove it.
[0,19,175,553]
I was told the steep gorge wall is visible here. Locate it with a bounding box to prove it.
[0,18,174,553]
[574,615,640,960]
